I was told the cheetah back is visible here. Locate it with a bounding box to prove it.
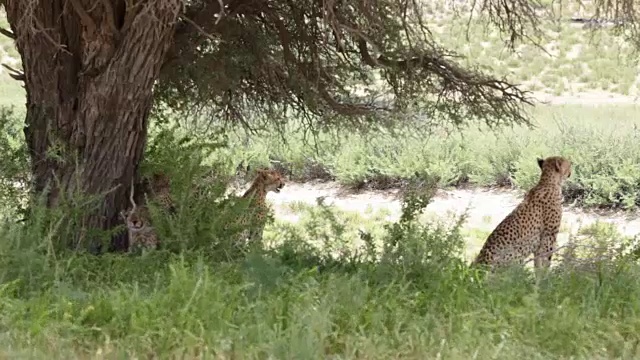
[473,156,570,269]
[474,200,548,267]
[148,172,176,214]
[230,169,285,244]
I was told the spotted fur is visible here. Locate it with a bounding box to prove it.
[146,172,176,214]
[227,168,285,245]
[121,181,159,252]
[472,156,572,270]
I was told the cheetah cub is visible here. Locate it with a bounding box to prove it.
[120,181,159,252]
[472,156,572,270]
[228,168,286,245]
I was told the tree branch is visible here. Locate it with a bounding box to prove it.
[0,27,15,40]
[68,0,97,37]
[157,0,537,133]
[179,14,217,42]
[174,0,254,40]
[1,63,25,81]
[356,37,533,106]
[100,0,121,38]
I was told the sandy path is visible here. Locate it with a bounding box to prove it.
[262,181,640,256]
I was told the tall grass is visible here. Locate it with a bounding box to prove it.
[214,104,640,210]
[3,103,640,217]
[1,161,640,358]
[0,107,635,358]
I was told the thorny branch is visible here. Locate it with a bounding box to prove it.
[179,14,217,41]
[465,0,544,49]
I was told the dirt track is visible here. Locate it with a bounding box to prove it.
[262,181,640,257]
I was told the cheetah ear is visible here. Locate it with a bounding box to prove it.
[536,157,544,170]
[552,158,563,172]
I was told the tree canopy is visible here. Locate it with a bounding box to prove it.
[155,0,546,132]
[5,0,639,133]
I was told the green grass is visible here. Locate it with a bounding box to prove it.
[0,130,631,358]
[2,188,640,359]
[3,100,640,211]
[217,103,640,210]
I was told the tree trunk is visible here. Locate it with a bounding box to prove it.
[3,0,181,252]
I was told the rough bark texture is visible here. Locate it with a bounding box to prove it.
[3,0,181,251]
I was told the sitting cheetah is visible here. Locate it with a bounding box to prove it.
[226,168,285,245]
[142,171,176,214]
[472,156,572,270]
[121,181,159,252]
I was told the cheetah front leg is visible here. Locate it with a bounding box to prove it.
[534,229,559,269]
[247,224,265,243]
[232,223,264,251]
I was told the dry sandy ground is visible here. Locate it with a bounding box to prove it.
[261,181,640,257]
[531,91,640,105]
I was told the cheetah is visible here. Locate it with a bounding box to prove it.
[225,168,285,246]
[121,181,159,252]
[472,156,572,270]
[142,171,176,214]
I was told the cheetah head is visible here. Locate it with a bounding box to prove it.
[537,156,572,182]
[151,171,171,190]
[121,207,149,230]
[256,169,286,193]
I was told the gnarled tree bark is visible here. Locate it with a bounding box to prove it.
[3,0,181,251]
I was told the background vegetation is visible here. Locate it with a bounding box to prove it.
[1,1,640,357]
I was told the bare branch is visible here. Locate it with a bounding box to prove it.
[1,63,25,81]
[215,0,226,25]
[0,27,15,40]
[174,0,250,40]
[129,179,136,211]
[179,14,217,41]
[478,0,544,49]
[157,0,538,134]
[356,37,533,106]
[7,72,25,81]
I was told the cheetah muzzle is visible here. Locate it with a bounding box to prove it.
[274,183,284,193]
